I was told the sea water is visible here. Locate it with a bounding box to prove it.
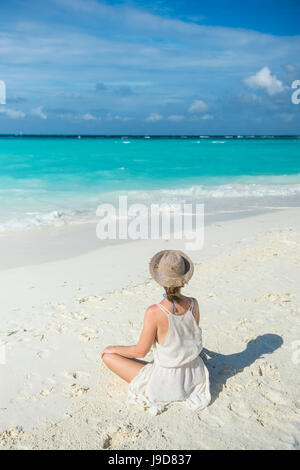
[0,136,300,232]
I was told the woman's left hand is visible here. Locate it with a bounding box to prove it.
[101,345,117,358]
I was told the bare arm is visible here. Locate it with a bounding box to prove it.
[101,306,157,359]
[192,298,200,325]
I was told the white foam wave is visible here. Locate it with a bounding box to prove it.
[159,183,300,199]
[1,182,300,233]
[0,209,93,234]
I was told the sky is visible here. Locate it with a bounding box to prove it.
[0,0,300,134]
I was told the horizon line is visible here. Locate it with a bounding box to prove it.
[0,134,299,139]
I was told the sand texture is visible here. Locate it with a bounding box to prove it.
[0,208,300,450]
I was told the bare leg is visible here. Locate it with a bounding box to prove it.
[102,353,148,383]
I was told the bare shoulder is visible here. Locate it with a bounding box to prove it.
[190,297,200,324]
[146,304,160,314]
[145,304,160,322]
[190,297,199,307]
[145,303,168,328]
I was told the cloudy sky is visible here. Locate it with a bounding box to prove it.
[0,0,300,134]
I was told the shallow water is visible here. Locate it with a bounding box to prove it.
[0,136,300,231]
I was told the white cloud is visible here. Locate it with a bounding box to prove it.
[106,113,133,121]
[1,1,299,133]
[188,100,208,113]
[201,114,213,120]
[244,66,284,95]
[146,113,163,122]
[31,106,47,119]
[0,107,25,119]
[82,113,98,120]
[167,114,185,121]
[119,116,133,121]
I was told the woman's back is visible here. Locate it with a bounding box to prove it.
[103,249,211,415]
[129,294,210,414]
[153,298,203,368]
[155,295,200,344]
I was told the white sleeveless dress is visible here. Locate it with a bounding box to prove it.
[128,300,211,415]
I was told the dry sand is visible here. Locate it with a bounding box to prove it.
[0,207,300,450]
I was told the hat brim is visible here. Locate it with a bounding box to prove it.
[149,250,194,287]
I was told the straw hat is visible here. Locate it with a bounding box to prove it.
[149,250,194,287]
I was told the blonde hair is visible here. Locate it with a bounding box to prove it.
[164,286,182,303]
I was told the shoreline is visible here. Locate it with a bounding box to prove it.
[1,198,300,271]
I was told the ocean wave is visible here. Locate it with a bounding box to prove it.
[0,209,94,233]
[159,183,300,199]
[1,182,300,234]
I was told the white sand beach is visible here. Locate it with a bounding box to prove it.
[1,206,300,450]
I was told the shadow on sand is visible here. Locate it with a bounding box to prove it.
[201,334,283,403]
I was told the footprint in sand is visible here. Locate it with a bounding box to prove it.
[77,296,104,304]
[228,402,253,419]
[226,383,245,394]
[63,371,90,380]
[261,388,288,405]
[70,312,89,321]
[251,361,280,379]
[55,311,88,321]
[40,388,53,397]
[63,383,90,398]
[0,427,24,446]
[79,330,99,342]
[103,423,148,449]
[265,293,295,303]
[235,318,254,332]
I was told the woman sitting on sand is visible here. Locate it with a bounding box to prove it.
[102,250,211,415]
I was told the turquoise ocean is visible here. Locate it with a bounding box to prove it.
[0,135,300,232]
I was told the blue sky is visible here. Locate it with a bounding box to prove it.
[0,0,300,134]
